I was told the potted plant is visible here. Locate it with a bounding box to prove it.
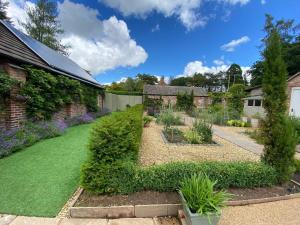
[179,174,230,225]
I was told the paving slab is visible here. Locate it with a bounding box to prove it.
[59,218,107,225]
[108,218,154,225]
[0,215,17,225]
[10,216,59,225]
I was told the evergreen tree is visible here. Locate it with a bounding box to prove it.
[261,28,297,183]
[0,0,10,21]
[22,0,68,55]
[226,64,244,88]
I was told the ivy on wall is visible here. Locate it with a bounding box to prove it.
[21,66,101,120]
[0,71,18,112]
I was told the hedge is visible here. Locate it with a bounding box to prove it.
[82,160,278,194]
[81,104,278,194]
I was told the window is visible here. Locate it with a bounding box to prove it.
[248,100,254,106]
[255,100,262,106]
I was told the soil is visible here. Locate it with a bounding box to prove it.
[75,191,181,207]
[75,182,300,207]
[228,182,300,201]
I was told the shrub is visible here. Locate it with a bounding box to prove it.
[163,127,185,143]
[81,105,144,193]
[244,129,264,144]
[176,91,194,111]
[193,120,213,143]
[294,159,300,173]
[82,160,278,194]
[184,130,203,144]
[290,117,300,143]
[226,84,246,115]
[156,107,183,129]
[180,174,230,219]
[227,120,247,127]
[144,95,162,116]
[143,116,152,127]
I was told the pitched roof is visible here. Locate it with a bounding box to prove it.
[0,20,102,88]
[143,85,208,96]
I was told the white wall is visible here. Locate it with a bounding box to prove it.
[104,93,143,112]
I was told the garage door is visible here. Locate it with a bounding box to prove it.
[290,88,300,117]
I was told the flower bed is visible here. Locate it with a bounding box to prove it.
[0,109,109,158]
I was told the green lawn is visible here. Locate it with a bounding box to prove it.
[0,122,93,217]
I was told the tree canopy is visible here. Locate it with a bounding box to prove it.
[21,0,69,55]
[0,0,10,21]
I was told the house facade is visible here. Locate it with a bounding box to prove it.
[0,20,104,130]
[243,72,300,118]
[143,85,209,108]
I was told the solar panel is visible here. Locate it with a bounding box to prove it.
[2,21,100,86]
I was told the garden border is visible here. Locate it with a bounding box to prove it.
[160,131,221,147]
[68,190,300,218]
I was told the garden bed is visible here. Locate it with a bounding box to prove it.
[161,130,218,146]
[75,182,300,208]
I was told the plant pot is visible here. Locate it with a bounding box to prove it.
[178,191,220,225]
[250,118,260,128]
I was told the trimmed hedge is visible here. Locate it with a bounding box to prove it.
[81,104,278,194]
[82,161,277,194]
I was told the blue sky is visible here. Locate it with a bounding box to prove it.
[7,0,300,84]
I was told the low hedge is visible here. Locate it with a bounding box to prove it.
[82,161,278,194]
[81,104,278,194]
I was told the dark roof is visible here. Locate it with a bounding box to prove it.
[287,72,300,81]
[0,20,102,88]
[143,85,208,96]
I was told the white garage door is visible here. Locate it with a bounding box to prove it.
[290,88,300,117]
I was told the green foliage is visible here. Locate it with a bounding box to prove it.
[143,116,152,127]
[184,130,203,144]
[81,105,143,193]
[294,159,300,173]
[0,71,18,111]
[82,85,101,112]
[208,92,225,105]
[176,91,194,111]
[290,117,300,143]
[227,120,247,127]
[226,64,245,87]
[244,129,265,144]
[21,67,100,120]
[227,84,246,115]
[193,120,213,143]
[262,28,298,182]
[180,174,230,218]
[143,95,163,109]
[21,0,68,55]
[84,161,278,194]
[105,90,143,96]
[156,107,183,130]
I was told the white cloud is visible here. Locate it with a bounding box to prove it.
[7,0,148,75]
[151,24,160,32]
[101,0,251,30]
[101,0,206,30]
[221,36,250,52]
[179,59,249,77]
[261,0,266,5]
[213,56,226,66]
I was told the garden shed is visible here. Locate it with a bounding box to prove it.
[0,20,104,130]
[243,71,300,118]
[143,85,209,108]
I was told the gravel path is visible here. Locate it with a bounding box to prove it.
[219,198,300,225]
[139,122,259,166]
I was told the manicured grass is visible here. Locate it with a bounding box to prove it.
[0,122,93,217]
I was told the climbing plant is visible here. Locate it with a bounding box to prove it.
[21,66,101,120]
[0,71,18,111]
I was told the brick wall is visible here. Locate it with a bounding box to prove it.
[1,64,27,130]
[147,95,210,108]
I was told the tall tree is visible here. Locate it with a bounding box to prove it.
[136,74,158,85]
[261,27,297,182]
[249,61,264,86]
[0,0,10,21]
[226,64,244,88]
[22,0,68,55]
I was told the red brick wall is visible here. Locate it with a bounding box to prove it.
[1,64,27,130]
[147,95,210,108]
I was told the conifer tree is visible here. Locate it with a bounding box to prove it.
[261,27,297,182]
[22,0,68,55]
